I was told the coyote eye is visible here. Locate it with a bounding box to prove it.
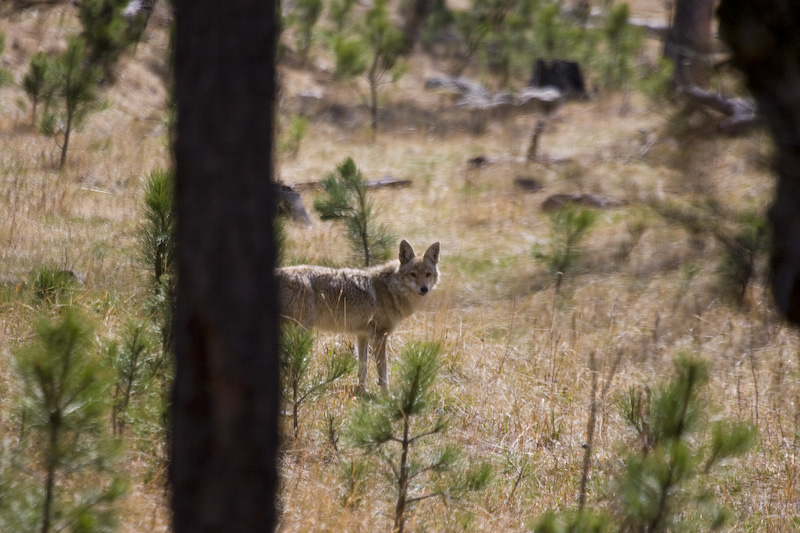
[409,272,417,278]
[425,272,432,278]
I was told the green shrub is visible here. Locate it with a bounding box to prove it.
[137,167,176,356]
[138,168,176,291]
[30,265,79,306]
[598,3,643,92]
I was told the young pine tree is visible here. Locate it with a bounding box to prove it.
[531,354,757,533]
[79,0,134,79]
[533,206,596,289]
[280,324,356,439]
[137,167,177,354]
[617,355,757,532]
[346,341,492,533]
[333,0,406,137]
[599,3,643,94]
[40,37,103,170]
[288,0,323,64]
[14,308,125,533]
[107,319,157,437]
[313,157,394,266]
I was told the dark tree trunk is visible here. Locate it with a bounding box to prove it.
[401,0,435,54]
[717,0,800,325]
[170,0,281,531]
[665,0,715,87]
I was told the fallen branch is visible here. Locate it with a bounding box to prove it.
[679,85,762,135]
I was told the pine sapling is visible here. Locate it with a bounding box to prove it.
[332,0,406,137]
[533,206,596,290]
[14,308,125,533]
[313,157,394,266]
[289,0,323,64]
[107,319,156,436]
[531,354,758,532]
[280,324,356,439]
[137,168,177,354]
[39,37,103,170]
[79,0,134,79]
[346,341,492,533]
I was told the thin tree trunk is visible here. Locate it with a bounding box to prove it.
[664,0,715,88]
[60,115,71,170]
[41,420,60,533]
[170,0,281,531]
[370,78,378,139]
[394,417,411,533]
[401,0,435,53]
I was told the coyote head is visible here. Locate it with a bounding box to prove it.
[398,240,440,296]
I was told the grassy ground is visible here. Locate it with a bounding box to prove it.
[1,1,798,532]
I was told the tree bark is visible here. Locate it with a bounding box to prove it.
[170,0,281,531]
[401,0,435,54]
[665,0,715,87]
[717,0,800,325]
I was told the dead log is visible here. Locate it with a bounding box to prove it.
[541,193,626,211]
[679,85,762,135]
[526,120,546,162]
[291,177,413,193]
[366,176,413,189]
[529,59,587,100]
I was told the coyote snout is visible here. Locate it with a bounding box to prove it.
[276,240,440,391]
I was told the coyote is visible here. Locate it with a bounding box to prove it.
[276,240,440,391]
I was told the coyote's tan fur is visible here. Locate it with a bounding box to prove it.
[276,240,440,390]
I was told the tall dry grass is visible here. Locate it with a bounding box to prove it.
[0,2,797,532]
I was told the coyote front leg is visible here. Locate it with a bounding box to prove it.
[373,332,389,390]
[356,335,370,392]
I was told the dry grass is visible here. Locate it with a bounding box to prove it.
[1,1,798,532]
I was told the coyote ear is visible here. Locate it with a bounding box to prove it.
[423,242,440,264]
[399,240,416,264]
